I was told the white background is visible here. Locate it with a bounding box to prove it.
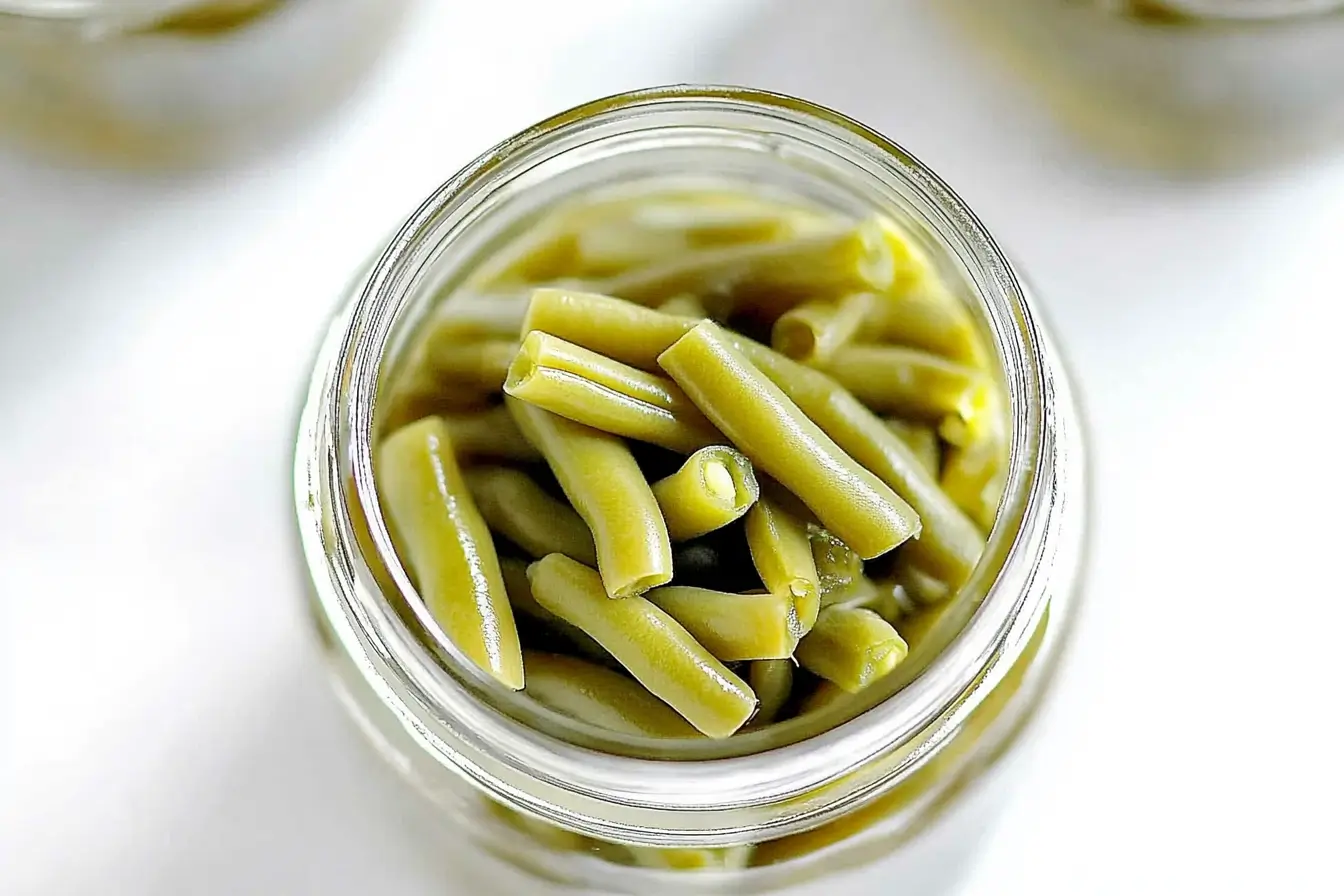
[3,1,1343,894]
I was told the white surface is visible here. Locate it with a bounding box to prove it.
[3,1,1342,894]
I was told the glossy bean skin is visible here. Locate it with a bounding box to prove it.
[526,554,757,738]
[499,558,608,663]
[651,446,759,541]
[464,466,598,566]
[522,651,700,738]
[439,406,542,462]
[597,220,896,312]
[817,344,992,425]
[506,398,672,598]
[859,282,988,368]
[747,659,795,726]
[658,321,920,559]
[809,526,864,606]
[744,496,821,638]
[795,605,909,694]
[644,586,796,662]
[883,418,942,477]
[772,292,877,364]
[505,331,721,454]
[376,417,524,690]
[521,288,698,372]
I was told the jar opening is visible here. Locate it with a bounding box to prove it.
[310,86,1062,844]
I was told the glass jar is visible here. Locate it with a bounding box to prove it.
[0,0,408,165]
[292,86,1089,894]
[941,0,1344,170]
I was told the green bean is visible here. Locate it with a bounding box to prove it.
[657,293,708,318]
[941,435,1008,533]
[644,586,796,662]
[421,292,531,346]
[817,345,992,425]
[376,418,524,690]
[651,446,759,541]
[748,659,795,725]
[744,496,820,637]
[506,398,672,598]
[522,651,700,738]
[526,554,756,737]
[500,558,608,663]
[421,338,518,395]
[464,466,598,566]
[658,321,920,559]
[521,288,698,372]
[809,526,864,604]
[822,575,910,626]
[732,345,984,587]
[439,406,541,462]
[798,679,851,716]
[895,557,954,605]
[504,331,721,454]
[597,220,897,311]
[772,292,877,364]
[795,606,908,694]
[860,283,988,368]
[883,418,942,477]
[485,800,591,852]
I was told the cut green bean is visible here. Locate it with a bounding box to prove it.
[506,398,672,598]
[523,651,700,738]
[772,292,877,364]
[421,292,531,346]
[895,557,954,605]
[744,495,820,637]
[597,220,897,311]
[651,446,759,541]
[657,294,708,317]
[795,606,908,694]
[860,282,989,368]
[883,419,942,478]
[527,554,756,737]
[730,342,985,587]
[817,345,992,425]
[422,338,518,395]
[809,526,864,605]
[822,575,910,626]
[500,558,608,663]
[941,435,1007,533]
[644,586,796,662]
[799,679,851,716]
[748,659,795,726]
[439,406,541,462]
[376,418,524,690]
[658,321,920,559]
[522,288,698,372]
[624,845,755,871]
[505,331,721,454]
[464,466,598,566]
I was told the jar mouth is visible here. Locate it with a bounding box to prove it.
[310,85,1059,843]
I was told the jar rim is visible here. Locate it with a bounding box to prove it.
[301,85,1065,845]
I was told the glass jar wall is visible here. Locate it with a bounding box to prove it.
[0,0,408,165]
[293,87,1089,894]
[942,0,1344,170]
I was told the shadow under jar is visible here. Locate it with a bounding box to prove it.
[0,0,408,166]
[941,0,1344,172]
[293,86,1089,895]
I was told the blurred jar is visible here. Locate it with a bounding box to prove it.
[943,0,1344,170]
[293,87,1090,894]
[0,0,409,166]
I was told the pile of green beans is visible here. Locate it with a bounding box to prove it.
[374,188,1006,745]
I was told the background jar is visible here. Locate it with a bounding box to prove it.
[940,0,1344,171]
[0,0,408,166]
[293,86,1089,894]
